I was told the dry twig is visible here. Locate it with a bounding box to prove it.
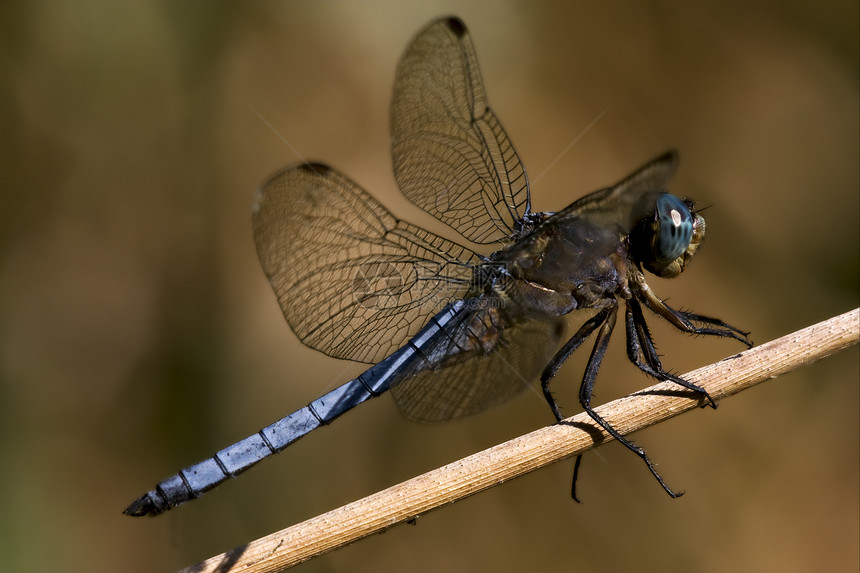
[180,308,859,573]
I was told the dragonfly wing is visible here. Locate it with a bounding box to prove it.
[556,151,679,233]
[253,162,480,364]
[391,17,530,245]
[390,302,565,422]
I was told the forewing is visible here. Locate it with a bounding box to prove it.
[556,151,679,233]
[390,303,565,422]
[253,163,480,364]
[391,17,530,245]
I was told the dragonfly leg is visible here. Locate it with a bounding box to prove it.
[540,308,611,502]
[578,302,684,499]
[671,308,752,340]
[631,272,752,347]
[570,453,585,503]
[540,307,611,423]
[624,298,717,409]
[627,296,662,369]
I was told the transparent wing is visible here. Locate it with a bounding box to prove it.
[390,300,566,422]
[555,151,679,233]
[253,162,480,364]
[391,16,531,245]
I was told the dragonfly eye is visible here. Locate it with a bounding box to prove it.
[653,193,694,262]
[633,193,704,278]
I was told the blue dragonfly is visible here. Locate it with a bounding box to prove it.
[124,16,750,517]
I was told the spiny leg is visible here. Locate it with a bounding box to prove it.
[541,307,611,502]
[540,307,611,423]
[578,302,683,499]
[633,275,752,346]
[625,297,717,409]
[671,307,751,340]
[570,453,584,502]
[627,296,662,370]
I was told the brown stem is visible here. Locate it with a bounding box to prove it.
[181,308,859,573]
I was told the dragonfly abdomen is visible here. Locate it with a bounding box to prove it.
[124,302,467,516]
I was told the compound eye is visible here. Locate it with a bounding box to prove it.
[654,193,693,261]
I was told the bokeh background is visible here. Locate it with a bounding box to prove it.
[1,2,857,572]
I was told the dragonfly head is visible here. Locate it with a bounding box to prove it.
[633,193,705,279]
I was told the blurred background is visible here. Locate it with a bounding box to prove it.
[0,2,857,572]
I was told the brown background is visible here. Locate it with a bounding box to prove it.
[1,2,857,572]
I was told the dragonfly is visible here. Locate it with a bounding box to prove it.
[124,16,751,517]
